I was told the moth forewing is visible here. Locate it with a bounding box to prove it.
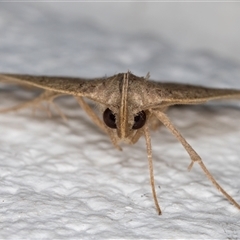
[0,71,240,214]
[0,73,114,105]
[153,82,240,105]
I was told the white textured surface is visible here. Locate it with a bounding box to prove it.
[0,3,240,239]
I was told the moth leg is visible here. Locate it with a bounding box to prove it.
[46,100,68,122]
[75,96,122,150]
[75,96,107,133]
[29,97,68,121]
[106,128,122,151]
[148,106,168,131]
[143,124,161,215]
[153,109,240,210]
[128,112,152,145]
[130,129,143,144]
[0,90,63,115]
[148,115,163,131]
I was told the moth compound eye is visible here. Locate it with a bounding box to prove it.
[132,111,146,129]
[103,108,117,129]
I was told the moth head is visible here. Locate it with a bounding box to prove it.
[103,107,147,139]
[101,71,148,141]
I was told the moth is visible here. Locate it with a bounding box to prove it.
[0,71,240,215]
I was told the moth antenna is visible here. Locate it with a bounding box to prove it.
[154,110,240,210]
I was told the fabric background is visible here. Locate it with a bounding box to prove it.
[0,3,240,239]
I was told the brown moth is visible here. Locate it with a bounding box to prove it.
[0,71,240,215]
